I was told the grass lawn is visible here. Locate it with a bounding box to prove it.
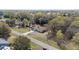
[31,42,42,50]
[28,32,59,49]
[12,28,29,33]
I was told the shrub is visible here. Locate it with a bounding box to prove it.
[72,32,79,44]
[0,22,11,39]
[8,35,31,50]
[56,30,64,41]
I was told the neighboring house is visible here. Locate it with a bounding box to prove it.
[30,24,48,33]
[29,19,48,33]
[36,25,48,33]
[0,38,10,50]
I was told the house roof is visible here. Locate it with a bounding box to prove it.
[0,38,9,44]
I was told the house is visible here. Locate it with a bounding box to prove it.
[0,38,10,50]
[31,24,48,33]
[29,17,48,33]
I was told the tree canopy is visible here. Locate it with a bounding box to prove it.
[8,35,31,50]
[0,22,11,39]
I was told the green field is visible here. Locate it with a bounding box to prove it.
[31,42,42,50]
[12,28,29,33]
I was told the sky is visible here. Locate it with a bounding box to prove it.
[0,0,79,10]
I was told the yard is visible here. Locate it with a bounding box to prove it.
[28,32,60,49]
[12,28,30,33]
[31,42,42,50]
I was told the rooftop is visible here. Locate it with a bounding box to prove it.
[0,38,9,44]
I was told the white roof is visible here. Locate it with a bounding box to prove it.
[0,38,9,44]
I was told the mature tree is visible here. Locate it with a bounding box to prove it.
[56,30,64,41]
[4,11,15,19]
[33,12,48,25]
[71,20,79,28]
[65,20,79,40]
[56,30,65,48]
[49,16,65,31]
[48,16,65,39]
[72,32,79,44]
[8,35,31,50]
[6,20,15,27]
[65,32,79,50]
[15,12,31,21]
[0,22,11,39]
[22,19,29,28]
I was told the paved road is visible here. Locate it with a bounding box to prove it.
[26,36,58,50]
[23,31,34,35]
[11,30,59,50]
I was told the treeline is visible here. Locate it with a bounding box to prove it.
[48,15,79,49]
[1,10,79,49]
[0,22,30,50]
